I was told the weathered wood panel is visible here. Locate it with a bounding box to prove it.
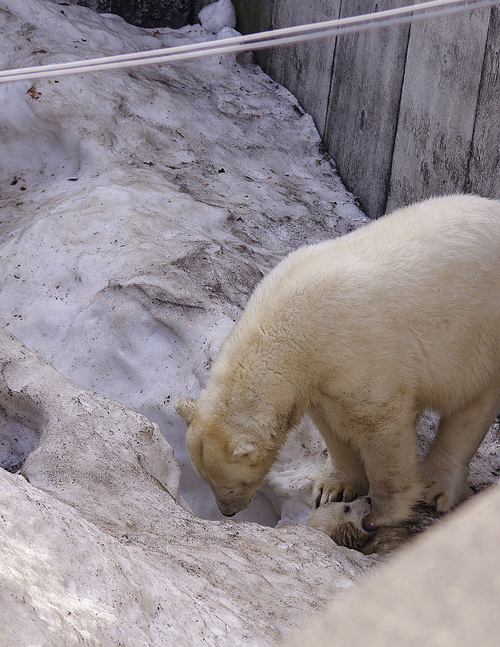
[231,0,274,36]
[467,6,500,199]
[386,6,491,212]
[263,0,341,134]
[324,0,413,218]
[230,0,275,68]
[197,1,498,219]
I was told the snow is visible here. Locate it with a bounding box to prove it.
[1,1,500,644]
[0,0,367,526]
[0,329,375,646]
[198,0,237,34]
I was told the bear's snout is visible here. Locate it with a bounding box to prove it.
[216,496,252,517]
[217,501,238,517]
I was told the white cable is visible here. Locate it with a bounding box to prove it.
[0,0,497,84]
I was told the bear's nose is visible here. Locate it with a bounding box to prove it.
[366,497,372,504]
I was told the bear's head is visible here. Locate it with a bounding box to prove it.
[175,396,276,517]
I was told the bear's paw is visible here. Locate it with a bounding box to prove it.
[423,476,473,513]
[312,473,369,508]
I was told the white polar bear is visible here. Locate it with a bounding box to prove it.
[176,195,500,527]
[306,497,375,552]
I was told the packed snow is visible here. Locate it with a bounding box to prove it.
[0,4,382,643]
[198,0,236,33]
[1,0,499,527]
[0,329,377,647]
[0,0,369,527]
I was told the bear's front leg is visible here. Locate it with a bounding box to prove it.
[358,421,423,527]
[312,437,369,507]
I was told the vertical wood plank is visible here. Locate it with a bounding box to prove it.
[231,0,274,35]
[229,0,274,69]
[467,7,500,199]
[261,0,341,135]
[325,0,409,218]
[386,7,491,213]
[323,0,412,218]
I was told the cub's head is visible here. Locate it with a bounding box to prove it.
[175,396,273,517]
[307,497,377,551]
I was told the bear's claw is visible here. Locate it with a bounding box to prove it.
[314,486,361,509]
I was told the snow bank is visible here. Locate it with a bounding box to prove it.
[198,0,237,34]
[0,329,375,646]
[0,0,367,525]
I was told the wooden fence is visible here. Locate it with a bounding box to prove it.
[220,0,500,218]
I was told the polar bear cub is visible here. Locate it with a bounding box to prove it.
[307,497,375,552]
[176,195,500,527]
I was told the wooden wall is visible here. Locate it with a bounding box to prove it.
[225,0,500,218]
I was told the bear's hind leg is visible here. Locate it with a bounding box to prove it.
[421,383,500,512]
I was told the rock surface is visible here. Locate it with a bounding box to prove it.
[0,330,375,646]
[284,482,500,647]
[67,0,192,29]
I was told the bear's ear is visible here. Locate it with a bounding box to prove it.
[231,441,262,464]
[175,397,197,425]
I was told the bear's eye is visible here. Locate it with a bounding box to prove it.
[343,505,351,513]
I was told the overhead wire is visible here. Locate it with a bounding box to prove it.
[0,0,498,84]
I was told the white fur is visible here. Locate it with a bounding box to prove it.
[307,497,374,551]
[176,195,500,526]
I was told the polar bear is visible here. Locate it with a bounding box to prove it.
[307,497,376,552]
[175,195,500,527]
[306,497,440,554]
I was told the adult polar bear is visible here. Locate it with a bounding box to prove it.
[176,195,500,528]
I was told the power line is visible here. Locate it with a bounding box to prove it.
[0,0,497,84]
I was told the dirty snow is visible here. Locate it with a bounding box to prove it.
[0,0,368,526]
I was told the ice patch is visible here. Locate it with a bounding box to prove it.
[198,0,237,34]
